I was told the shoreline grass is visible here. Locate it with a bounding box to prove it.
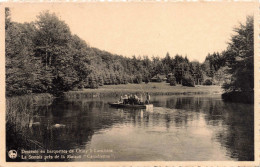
[6,93,54,151]
[65,82,223,98]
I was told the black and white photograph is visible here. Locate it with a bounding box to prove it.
[3,2,257,164]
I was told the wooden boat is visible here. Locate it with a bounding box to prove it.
[108,102,153,110]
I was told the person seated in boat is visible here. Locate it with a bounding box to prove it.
[123,94,128,104]
[129,94,136,105]
[118,96,123,104]
[134,94,138,101]
[137,95,142,105]
[128,94,132,105]
[134,94,142,105]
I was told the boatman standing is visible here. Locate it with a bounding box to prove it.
[140,94,143,104]
[146,93,150,104]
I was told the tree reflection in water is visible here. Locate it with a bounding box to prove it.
[162,95,254,161]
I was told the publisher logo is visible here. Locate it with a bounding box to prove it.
[8,150,17,159]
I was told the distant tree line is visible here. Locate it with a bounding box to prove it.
[5,8,254,101]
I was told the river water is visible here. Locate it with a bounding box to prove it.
[12,94,254,161]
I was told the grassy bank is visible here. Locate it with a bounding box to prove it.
[6,93,54,151]
[65,82,223,99]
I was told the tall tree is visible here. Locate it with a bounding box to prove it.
[34,11,78,93]
[223,16,254,92]
[5,10,39,96]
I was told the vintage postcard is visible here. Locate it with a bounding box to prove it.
[0,1,259,167]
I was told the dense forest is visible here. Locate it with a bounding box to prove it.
[5,8,254,102]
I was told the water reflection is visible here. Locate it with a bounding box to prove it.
[7,95,254,161]
[156,95,254,161]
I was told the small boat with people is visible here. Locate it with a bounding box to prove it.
[108,102,153,109]
[108,93,153,110]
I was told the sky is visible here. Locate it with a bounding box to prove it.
[7,2,255,62]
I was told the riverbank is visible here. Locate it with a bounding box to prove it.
[65,83,223,99]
